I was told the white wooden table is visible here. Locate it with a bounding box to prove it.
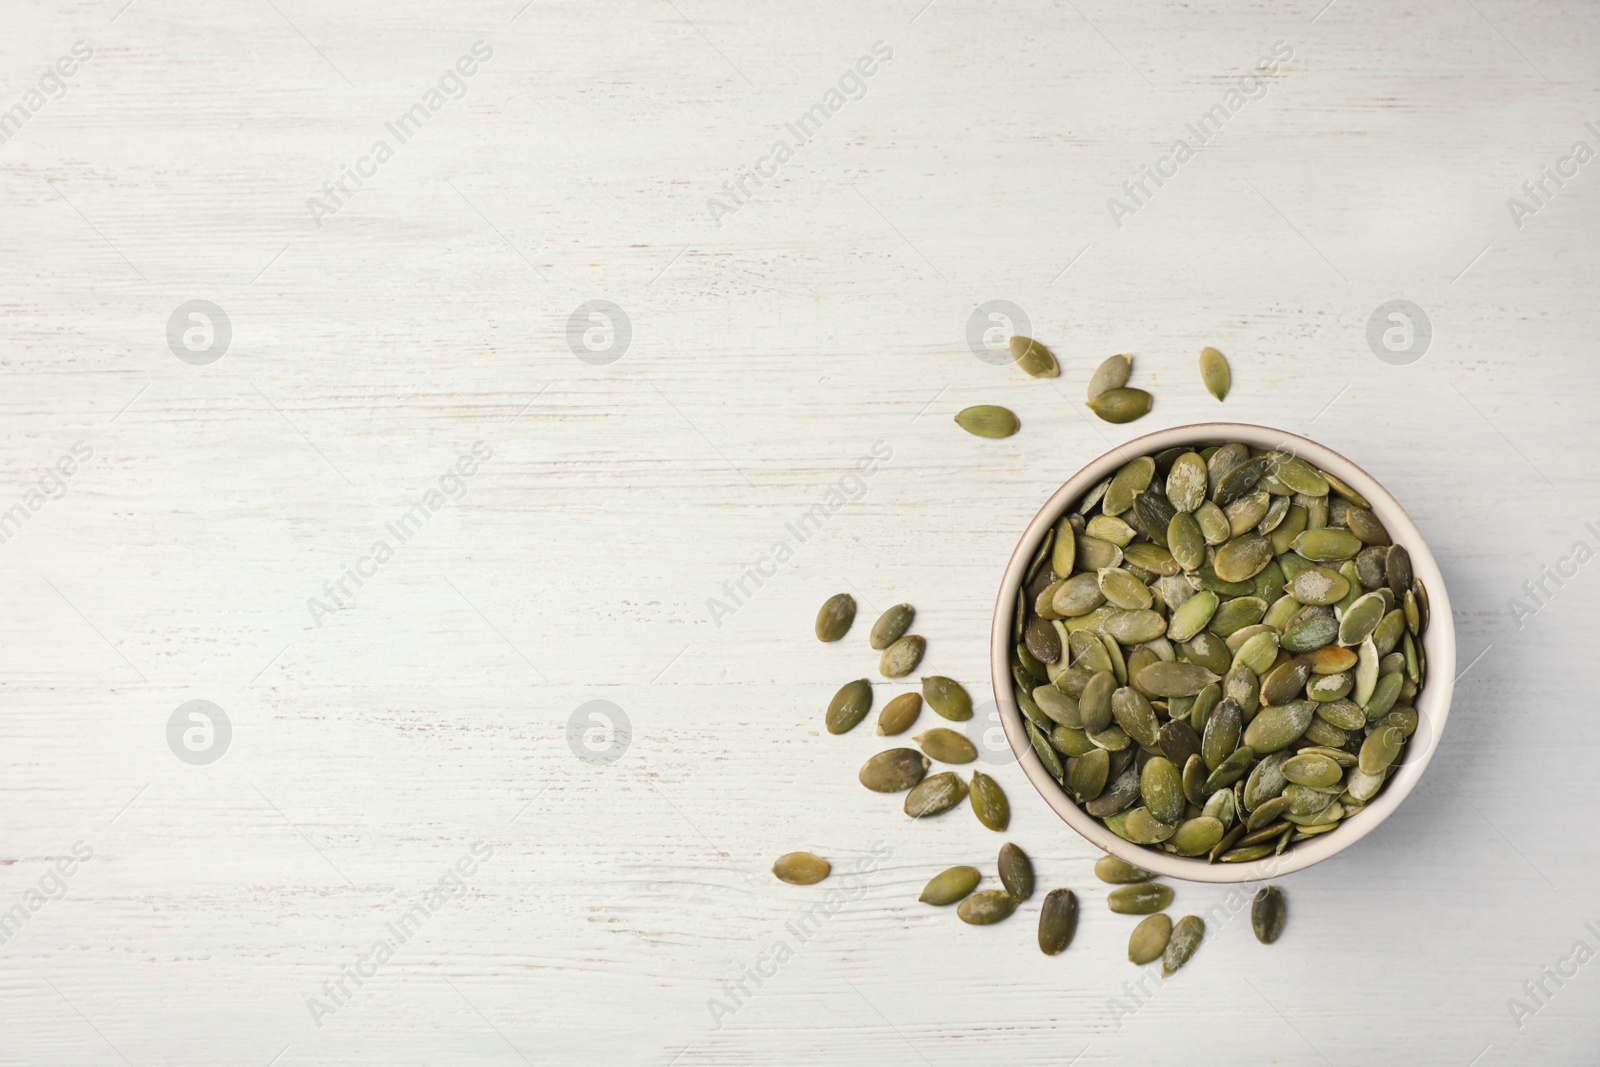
[2,0,1597,1062]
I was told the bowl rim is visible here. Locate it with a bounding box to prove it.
[990,421,1455,883]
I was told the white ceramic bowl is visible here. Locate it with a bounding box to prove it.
[991,423,1454,883]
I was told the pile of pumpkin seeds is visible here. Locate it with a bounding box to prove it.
[955,342,1235,439]
[1011,441,1430,862]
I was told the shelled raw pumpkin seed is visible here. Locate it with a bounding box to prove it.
[1009,441,1430,863]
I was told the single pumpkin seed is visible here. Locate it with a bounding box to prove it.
[1140,756,1186,824]
[1068,747,1111,802]
[1123,542,1180,576]
[1227,491,1273,537]
[1108,881,1173,915]
[1086,514,1137,547]
[915,728,977,764]
[1170,815,1226,856]
[859,748,930,792]
[870,603,915,650]
[1087,387,1154,424]
[970,771,1010,831]
[1289,566,1350,605]
[1029,721,1066,778]
[920,865,980,905]
[1203,746,1256,793]
[1385,544,1413,598]
[958,889,1019,925]
[1009,335,1059,378]
[880,635,926,678]
[1282,752,1343,788]
[827,679,873,734]
[1087,354,1132,400]
[1112,687,1161,748]
[1129,913,1173,963]
[904,771,967,818]
[1077,535,1124,573]
[1123,806,1178,844]
[1241,701,1314,753]
[1199,347,1231,400]
[954,404,1020,438]
[1196,499,1233,545]
[1292,527,1362,562]
[1251,885,1286,944]
[1163,915,1205,976]
[1167,512,1207,572]
[1038,888,1079,954]
[772,852,830,884]
[1166,452,1209,513]
[1358,723,1406,775]
[1105,457,1156,516]
[1106,609,1167,644]
[877,692,922,735]
[998,843,1034,900]
[1086,763,1141,816]
[1100,567,1154,610]
[815,593,855,642]
[1095,855,1156,883]
[919,676,972,725]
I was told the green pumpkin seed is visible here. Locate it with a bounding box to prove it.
[1358,723,1405,775]
[1203,746,1256,793]
[1086,763,1141,816]
[877,691,923,735]
[915,728,977,765]
[1232,630,1280,675]
[970,771,1010,831]
[1123,806,1178,843]
[1214,536,1274,583]
[1385,544,1413,598]
[1095,855,1156,883]
[1038,888,1079,954]
[1134,659,1218,699]
[1316,698,1366,731]
[1053,573,1106,617]
[1033,685,1081,728]
[1246,794,1292,831]
[1201,788,1236,827]
[1068,747,1111,802]
[1306,671,1353,702]
[1364,670,1404,719]
[1108,881,1173,915]
[869,603,915,650]
[1029,721,1065,778]
[1198,347,1231,400]
[1195,499,1232,545]
[920,865,980,905]
[815,593,856,642]
[1009,335,1059,378]
[998,842,1034,900]
[859,748,931,792]
[1087,387,1153,424]
[1123,542,1180,576]
[1292,527,1362,562]
[1289,566,1350,605]
[1241,701,1314,753]
[1219,844,1275,862]
[1023,618,1060,665]
[1226,491,1272,537]
[1077,536,1124,573]
[1215,456,1270,506]
[1170,815,1225,856]
[1270,504,1309,554]
[1112,688,1161,748]
[1105,609,1167,644]
[1105,457,1156,516]
[1356,545,1388,589]
[1087,353,1132,400]
[1129,913,1173,963]
[1086,514,1136,548]
[1140,756,1185,824]
[922,676,972,721]
[1100,567,1153,610]
[1242,750,1291,810]
[827,679,873,734]
[772,852,830,884]
[958,888,1019,925]
[1201,699,1243,770]
[1208,596,1267,638]
[880,635,926,678]
[1282,612,1339,653]
[1162,915,1205,976]
[1282,752,1343,788]
[904,771,967,818]
[1252,885,1286,944]
[954,404,1020,438]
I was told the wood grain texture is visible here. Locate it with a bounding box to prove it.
[1,0,1598,1063]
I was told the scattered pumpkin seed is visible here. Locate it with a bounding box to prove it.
[1107,881,1173,914]
[998,843,1034,900]
[1088,354,1132,400]
[916,728,977,765]
[1251,885,1286,943]
[1129,913,1173,963]
[879,635,926,678]
[1162,915,1205,976]
[859,748,930,793]
[772,852,830,885]
[1095,855,1156,883]
[870,604,915,650]
[1198,347,1231,401]
[922,676,973,721]
[958,889,1019,925]
[920,865,980,905]
[878,692,923,735]
[827,679,873,735]
[955,404,1020,438]
[1009,335,1060,378]
[815,593,855,642]
[970,771,1010,831]
[905,771,967,818]
[1087,387,1153,424]
[1038,888,1079,954]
